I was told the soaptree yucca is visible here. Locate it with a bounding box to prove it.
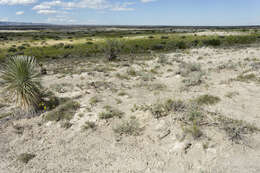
[1,56,42,111]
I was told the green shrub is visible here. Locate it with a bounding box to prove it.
[99,106,124,119]
[44,100,80,121]
[203,39,221,46]
[113,118,143,136]
[176,41,187,49]
[104,39,123,61]
[195,94,221,105]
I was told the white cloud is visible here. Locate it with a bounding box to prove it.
[110,2,135,11]
[0,0,36,5]
[140,0,156,3]
[16,11,24,15]
[32,1,61,10]
[32,0,134,12]
[0,17,8,22]
[37,9,57,14]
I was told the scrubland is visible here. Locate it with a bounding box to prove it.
[0,27,260,173]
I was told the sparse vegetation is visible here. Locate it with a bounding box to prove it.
[89,96,102,106]
[99,106,124,119]
[235,73,260,83]
[44,100,80,121]
[82,121,96,131]
[17,153,36,164]
[195,94,221,105]
[113,118,143,136]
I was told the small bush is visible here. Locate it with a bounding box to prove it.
[161,36,169,39]
[8,47,17,52]
[178,62,202,77]
[176,41,187,49]
[195,94,221,105]
[151,44,164,50]
[113,118,143,136]
[82,121,96,131]
[184,121,203,139]
[99,106,124,119]
[89,96,102,106]
[17,153,35,164]
[236,73,259,83]
[104,39,122,61]
[203,39,221,46]
[150,99,186,119]
[44,100,80,121]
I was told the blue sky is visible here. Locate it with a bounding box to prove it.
[0,0,259,25]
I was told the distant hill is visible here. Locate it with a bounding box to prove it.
[0,21,52,26]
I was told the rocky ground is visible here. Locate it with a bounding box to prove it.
[0,45,260,173]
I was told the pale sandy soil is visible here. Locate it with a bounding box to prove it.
[189,31,247,36]
[0,45,260,173]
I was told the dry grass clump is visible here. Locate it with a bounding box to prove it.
[150,99,186,119]
[44,100,80,121]
[89,96,102,106]
[183,121,203,139]
[178,62,204,87]
[17,153,36,164]
[194,94,221,105]
[0,112,12,120]
[235,73,260,83]
[113,118,143,136]
[99,106,124,119]
[216,115,259,143]
[82,121,97,131]
[178,62,202,77]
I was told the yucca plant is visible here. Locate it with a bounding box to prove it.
[1,56,42,111]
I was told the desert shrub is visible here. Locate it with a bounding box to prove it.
[184,121,203,139]
[18,45,26,50]
[216,115,259,143]
[99,106,124,119]
[157,54,168,64]
[82,121,96,131]
[161,36,169,39]
[178,62,202,77]
[17,153,35,164]
[203,39,221,46]
[104,39,123,61]
[44,100,80,121]
[182,71,203,87]
[113,118,143,136]
[151,44,164,50]
[8,47,17,53]
[195,94,221,105]
[64,44,74,49]
[236,73,259,83]
[60,121,73,129]
[150,99,186,119]
[176,41,187,49]
[89,96,102,106]
[1,56,42,111]
[0,112,12,120]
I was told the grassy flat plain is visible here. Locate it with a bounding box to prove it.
[0,26,260,173]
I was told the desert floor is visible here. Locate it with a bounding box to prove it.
[0,45,260,173]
